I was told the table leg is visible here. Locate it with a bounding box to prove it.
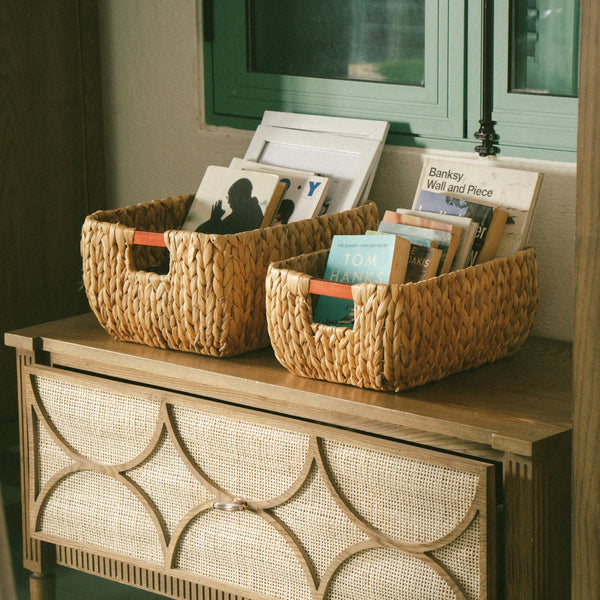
[29,570,56,600]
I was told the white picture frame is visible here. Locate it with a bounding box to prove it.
[260,110,390,141]
[244,123,386,214]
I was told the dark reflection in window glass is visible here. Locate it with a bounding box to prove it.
[510,0,579,97]
[249,0,426,86]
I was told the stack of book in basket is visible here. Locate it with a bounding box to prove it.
[81,113,542,392]
[81,111,387,358]
[265,156,542,392]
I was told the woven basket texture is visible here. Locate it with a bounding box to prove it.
[265,247,539,392]
[81,196,379,357]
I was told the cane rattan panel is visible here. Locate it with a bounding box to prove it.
[24,366,494,600]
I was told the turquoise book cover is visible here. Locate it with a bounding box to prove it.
[313,234,409,327]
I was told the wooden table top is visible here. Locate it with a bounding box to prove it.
[6,312,572,457]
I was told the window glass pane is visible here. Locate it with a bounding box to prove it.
[249,0,425,85]
[510,0,580,96]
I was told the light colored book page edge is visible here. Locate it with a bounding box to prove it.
[366,230,437,248]
[385,210,459,234]
[477,208,510,263]
[396,208,473,230]
[396,208,476,269]
[383,209,463,270]
[378,221,452,247]
[436,230,460,273]
[453,222,479,268]
[427,248,443,277]
[388,236,411,284]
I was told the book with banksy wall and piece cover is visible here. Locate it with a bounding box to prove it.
[181,166,285,234]
[413,157,542,259]
[313,234,411,327]
[229,158,330,223]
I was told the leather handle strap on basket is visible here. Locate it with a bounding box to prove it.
[131,235,354,300]
[308,278,354,300]
[132,231,167,247]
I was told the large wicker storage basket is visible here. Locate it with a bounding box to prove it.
[81,196,379,357]
[265,247,539,392]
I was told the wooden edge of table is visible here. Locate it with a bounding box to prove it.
[4,313,573,457]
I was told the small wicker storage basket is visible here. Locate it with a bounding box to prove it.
[265,247,539,392]
[81,195,379,357]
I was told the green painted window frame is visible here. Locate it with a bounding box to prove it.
[205,0,466,142]
[202,0,578,161]
[491,0,579,156]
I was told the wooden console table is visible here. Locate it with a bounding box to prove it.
[5,313,572,600]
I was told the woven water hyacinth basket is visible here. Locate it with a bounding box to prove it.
[81,195,379,357]
[265,247,539,392]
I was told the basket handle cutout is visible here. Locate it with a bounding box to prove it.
[129,231,170,275]
[132,231,167,247]
[309,278,353,300]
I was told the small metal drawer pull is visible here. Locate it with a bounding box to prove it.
[213,498,247,512]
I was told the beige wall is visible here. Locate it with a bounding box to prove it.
[98,0,575,341]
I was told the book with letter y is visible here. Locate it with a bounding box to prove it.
[313,234,411,327]
[181,166,285,234]
[229,158,330,223]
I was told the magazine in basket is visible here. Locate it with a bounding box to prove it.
[181,165,285,234]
